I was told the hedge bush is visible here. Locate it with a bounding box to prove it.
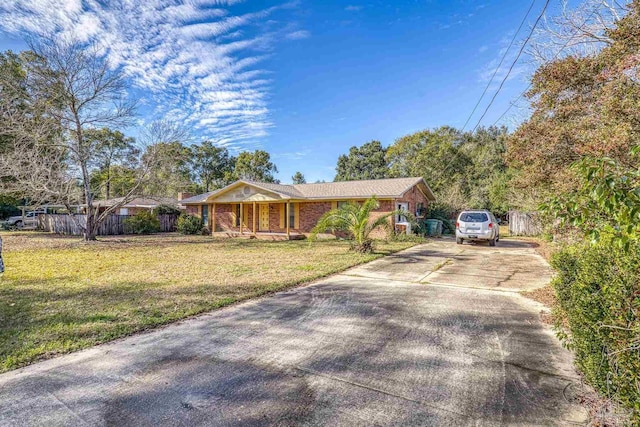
[176,214,203,235]
[551,236,639,421]
[124,211,161,234]
[152,204,182,216]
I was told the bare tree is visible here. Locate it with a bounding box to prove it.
[0,39,176,240]
[527,0,629,64]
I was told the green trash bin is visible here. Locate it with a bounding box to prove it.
[425,219,443,237]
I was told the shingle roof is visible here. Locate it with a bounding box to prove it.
[179,191,217,204]
[180,177,434,204]
[292,177,426,199]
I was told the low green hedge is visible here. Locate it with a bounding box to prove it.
[124,211,161,234]
[176,214,203,235]
[551,237,639,421]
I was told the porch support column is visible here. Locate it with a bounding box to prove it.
[240,202,243,234]
[286,201,290,239]
[212,203,216,235]
[252,202,256,235]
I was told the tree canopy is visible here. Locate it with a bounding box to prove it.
[190,141,235,192]
[234,150,278,183]
[291,171,306,184]
[507,0,640,206]
[335,140,389,181]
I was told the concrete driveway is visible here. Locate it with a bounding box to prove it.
[0,239,587,426]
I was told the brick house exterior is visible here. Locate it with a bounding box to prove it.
[179,177,435,239]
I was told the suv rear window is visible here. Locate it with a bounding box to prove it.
[459,212,489,222]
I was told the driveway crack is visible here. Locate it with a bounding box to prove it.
[294,365,477,421]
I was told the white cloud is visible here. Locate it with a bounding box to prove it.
[345,5,362,12]
[477,34,531,90]
[285,30,310,40]
[0,0,300,148]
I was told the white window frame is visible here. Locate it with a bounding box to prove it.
[396,202,409,223]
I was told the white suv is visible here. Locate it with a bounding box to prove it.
[456,210,499,246]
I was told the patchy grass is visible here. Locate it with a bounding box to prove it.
[0,231,415,372]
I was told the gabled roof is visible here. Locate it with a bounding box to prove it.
[180,177,435,204]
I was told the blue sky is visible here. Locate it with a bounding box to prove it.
[0,1,566,183]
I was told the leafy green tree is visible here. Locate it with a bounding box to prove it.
[190,141,235,191]
[309,197,409,253]
[387,127,466,191]
[143,141,197,196]
[89,165,137,199]
[233,150,278,183]
[335,140,389,181]
[291,171,306,184]
[0,51,29,154]
[86,128,138,200]
[541,147,640,247]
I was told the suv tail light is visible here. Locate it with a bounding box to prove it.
[456,221,460,229]
[488,223,493,229]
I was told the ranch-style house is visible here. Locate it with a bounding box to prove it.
[179,176,435,239]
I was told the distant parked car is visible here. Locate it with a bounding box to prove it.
[5,211,45,228]
[456,210,500,246]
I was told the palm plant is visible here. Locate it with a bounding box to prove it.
[310,196,413,253]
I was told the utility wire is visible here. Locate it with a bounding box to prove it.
[460,0,538,132]
[436,0,551,181]
[491,7,602,127]
[470,0,551,133]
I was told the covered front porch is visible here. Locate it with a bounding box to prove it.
[189,181,304,239]
[207,190,300,239]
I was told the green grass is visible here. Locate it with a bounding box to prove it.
[0,232,415,372]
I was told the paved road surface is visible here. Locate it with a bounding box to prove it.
[0,239,587,426]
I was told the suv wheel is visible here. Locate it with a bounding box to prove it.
[456,238,463,245]
[489,237,496,247]
[14,220,23,228]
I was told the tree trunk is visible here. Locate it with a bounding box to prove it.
[84,209,98,241]
[106,166,111,200]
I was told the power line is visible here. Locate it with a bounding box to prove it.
[469,0,551,133]
[491,6,602,127]
[460,0,538,132]
[436,0,551,181]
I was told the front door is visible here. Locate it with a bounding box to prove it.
[259,204,269,231]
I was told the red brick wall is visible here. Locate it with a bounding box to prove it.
[393,186,430,222]
[299,202,331,232]
[215,203,235,232]
[186,205,198,215]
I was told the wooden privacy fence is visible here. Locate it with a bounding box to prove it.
[508,211,542,236]
[38,214,179,236]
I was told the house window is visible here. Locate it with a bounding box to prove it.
[235,204,241,227]
[289,204,295,228]
[119,208,128,216]
[396,202,409,223]
[337,201,349,208]
[201,205,209,226]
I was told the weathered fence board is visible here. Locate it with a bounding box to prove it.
[38,214,178,236]
[508,211,542,236]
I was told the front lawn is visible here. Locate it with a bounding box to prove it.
[0,232,415,372]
